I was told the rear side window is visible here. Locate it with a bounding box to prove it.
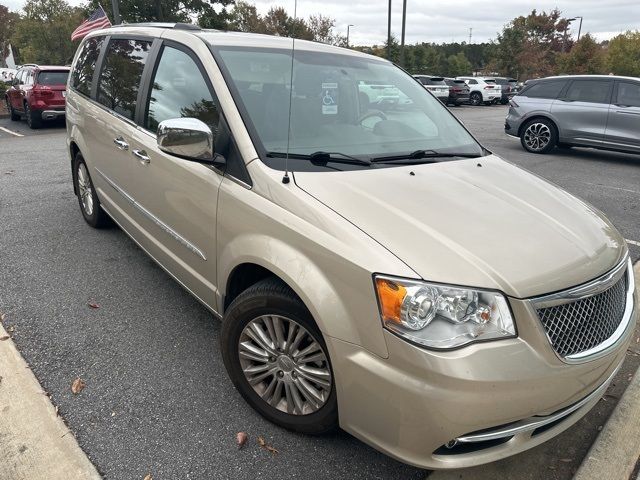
[521,80,566,99]
[615,82,640,108]
[144,45,219,134]
[564,80,611,104]
[97,38,152,121]
[38,71,69,85]
[70,36,105,96]
[484,79,496,84]
[467,79,477,85]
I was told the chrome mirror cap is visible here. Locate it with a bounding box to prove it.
[157,118,214,161]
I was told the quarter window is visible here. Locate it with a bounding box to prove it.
[145,45,219,134]
[615,82,640,108]
[70,36,105,97]
[97,38,152,121]
[564,80,611,104]
[521,80,566,99]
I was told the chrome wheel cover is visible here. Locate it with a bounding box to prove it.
[238,315,332,415]
[523,123,551,151]
[77,163,94,216]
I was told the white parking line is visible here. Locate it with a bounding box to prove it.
[0,126,24,137]
[626,239,640,247]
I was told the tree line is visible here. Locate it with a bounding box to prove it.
[1,1,639,79]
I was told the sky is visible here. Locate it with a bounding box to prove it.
[3,0,640,46]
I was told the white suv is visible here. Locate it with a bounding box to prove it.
[413,75,450,103]
[457,76,501,106]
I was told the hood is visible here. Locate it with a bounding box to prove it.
[294,156,626,298]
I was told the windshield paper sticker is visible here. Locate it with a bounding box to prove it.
[322,82,338,115]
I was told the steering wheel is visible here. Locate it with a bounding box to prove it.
[358,109,387,128]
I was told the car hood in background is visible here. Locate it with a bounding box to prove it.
[294,155,626,298]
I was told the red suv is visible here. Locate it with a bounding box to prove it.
[5,65,70,129]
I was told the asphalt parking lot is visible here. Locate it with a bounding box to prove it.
[0,105,639,480]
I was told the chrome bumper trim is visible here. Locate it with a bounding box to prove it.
[42,110,65,119]
[455,362,622,444]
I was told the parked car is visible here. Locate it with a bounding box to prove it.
[494,77,518,104]
[413,75,450,103]
[444,78,470,106]
[0,68,17,83]
[457,76,502,105]
[5,64,69,128]
[506,74,640,154]
[67,24,637,470]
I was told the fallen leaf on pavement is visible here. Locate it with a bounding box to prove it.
[0,335,9,341]
[257,436,278,455]
[71,377,86,394]
[7,326,14,333]
[143,475,152,480]
[4,170,14,175]
[560,458,572,463]
[88,302,100,309]
[236,431,248,449]
[0,313,5,322]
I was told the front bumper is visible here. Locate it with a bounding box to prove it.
[328,286,637,469]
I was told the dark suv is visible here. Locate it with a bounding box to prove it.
[444,78,470,106]
[494,77,518,104]
[5,65,70,129]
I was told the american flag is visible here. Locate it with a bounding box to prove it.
[71,6,112,41]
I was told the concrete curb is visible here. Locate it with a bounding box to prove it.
[0,322,101,480]
[573,260,640,480]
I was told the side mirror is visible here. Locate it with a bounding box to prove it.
[157,118,223,165]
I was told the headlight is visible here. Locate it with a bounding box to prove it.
[374,275,516,349]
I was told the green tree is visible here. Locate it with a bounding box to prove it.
[556,34,605,74]
[85,0,233,25]
[493,9,573,78]
[606,31,640,76]
[11,0,84,64]
[227,1,265,33]
[446,52,472,77]
[0,4,20,65]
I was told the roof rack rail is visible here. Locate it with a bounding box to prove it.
[114,22,201,31]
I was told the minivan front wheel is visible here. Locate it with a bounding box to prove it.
[521,119,557,154]
[73,153,112,228]
[221,278,338,434]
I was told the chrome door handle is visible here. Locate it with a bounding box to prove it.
[132,149,150,164]
[113,137,129,150]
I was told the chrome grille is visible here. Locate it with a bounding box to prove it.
[536,273,628,357]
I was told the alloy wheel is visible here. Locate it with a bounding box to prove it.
[523,123,551,151]
[77,163,94,216]
[238,315,332,415]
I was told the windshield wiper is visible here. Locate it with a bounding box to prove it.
[266,151,372,166]
[371,149,483,163]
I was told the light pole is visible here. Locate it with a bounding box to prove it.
[387,0,392,60]
[346,24,354,48]
[563,18,576,52]
[574,16,583,41]
[399,0,407,67]
[111,0,121,24]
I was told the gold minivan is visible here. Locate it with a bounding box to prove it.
[66,23,637,469]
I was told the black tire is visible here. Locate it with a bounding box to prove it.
[7,98,20,121]
[221,277,338,435]
[72,153,112,228]
[25,104,41,129]
[520,118,558,154]
[469,92,482,106]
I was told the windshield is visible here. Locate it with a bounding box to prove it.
[37,71,69,85]
[214,47,482,169]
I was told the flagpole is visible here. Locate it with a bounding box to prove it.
[110,0,121,24]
